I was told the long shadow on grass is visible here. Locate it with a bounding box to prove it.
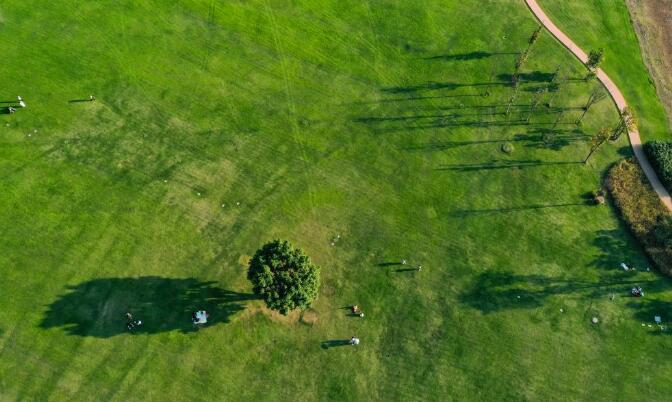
[422,51,518,61]
[321,339,352,349]
[436,159,582,172]
[382,81,508,94]
[459,271,658,314]
[448,202,587,217]
[40,277,256,337]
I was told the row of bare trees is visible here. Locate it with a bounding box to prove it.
[503,27,633,164]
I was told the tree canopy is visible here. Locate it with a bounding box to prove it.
[586,48,604,70]
[247,240,320,315]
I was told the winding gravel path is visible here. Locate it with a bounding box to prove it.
[525,0,672,212]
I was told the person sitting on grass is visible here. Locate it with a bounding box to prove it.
[127,320,142,331]
[350,336,360,346]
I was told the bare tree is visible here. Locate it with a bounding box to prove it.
[577,87,607,124]
[584,127,610,164]
[547,70,566,107]
[506,75,521,118]
[610,107,637,141]
[552,110,564,130]
[515,51,529,74]
[528,26,543,50]
[527,88,546,123]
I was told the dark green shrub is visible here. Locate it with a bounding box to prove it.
[247,240,320,315]
[607,159,672,276]
[644,141,672,191]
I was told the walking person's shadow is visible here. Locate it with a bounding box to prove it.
[40,276,257,337]
[321,339,352,349]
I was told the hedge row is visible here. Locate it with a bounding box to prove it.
[644,140,672,191]
[606,159,672,277]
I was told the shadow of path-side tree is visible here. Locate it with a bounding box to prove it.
[40,277,256,337]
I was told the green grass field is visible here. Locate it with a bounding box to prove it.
[1,0,672,400]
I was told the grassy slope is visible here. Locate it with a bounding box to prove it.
[539,0,671,141]
[1,0,671,401]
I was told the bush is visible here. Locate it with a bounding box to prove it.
[644,141,672,191]
[606,159,672,276]
[501,142,514,154]
[247,240,320,315]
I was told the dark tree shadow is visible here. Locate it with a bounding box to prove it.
[627,299,672,335]
[591,229,645,271]
[436,159,582,172]
[616,146,633,158]
[40,277,256,337]
[381,81,507,94]
[513,130,589,151]
[497,71,555,83]
[459,271,658,314]
[422,51,518,61]
[68,99,92,103]
[321,339,352,349]
[448,202,587,217]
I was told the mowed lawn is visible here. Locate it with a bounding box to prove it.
[1,0,671,401]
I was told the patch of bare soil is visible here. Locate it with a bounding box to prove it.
[300,308,319,326]
[627,0,672,128]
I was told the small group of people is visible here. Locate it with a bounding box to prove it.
[351,305,364,318]
[348,305,363,346]
[6,95,25,114]
[631,286,644,297]
[125,312,143,331]
[124,310,209,331]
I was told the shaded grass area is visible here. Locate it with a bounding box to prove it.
[40,277,257,337]
[0,0,671,401]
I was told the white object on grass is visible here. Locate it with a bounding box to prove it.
[655,316,662,324]
[592,317,599,324]
[194,310,208,324]
[620,263,629,271]
[19,101,26,108]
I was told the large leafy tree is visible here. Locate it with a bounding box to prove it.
[247,240,320,315]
